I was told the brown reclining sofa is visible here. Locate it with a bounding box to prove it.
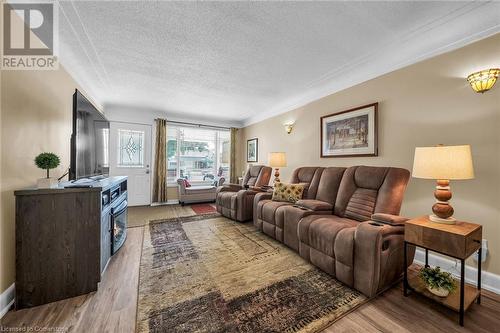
[254,165,415,297]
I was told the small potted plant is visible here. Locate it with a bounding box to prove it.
[35,152,61,188]
[419,266,456,297]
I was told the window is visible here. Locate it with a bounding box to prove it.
[167,125,230,184]
[118,129,144,167]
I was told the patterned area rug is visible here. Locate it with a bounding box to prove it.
[137,214,367,333]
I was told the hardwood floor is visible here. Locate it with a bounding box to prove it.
[2,208,500,332]
[328,283,500,333]
[128,204,196,227]
[1,227,144,333]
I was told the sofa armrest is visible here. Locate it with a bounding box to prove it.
[239,189,260,196]
[295,199,333,212]
[248,186,270,192]
[371,213,409,226]
[225,182,244,188]
[234,189,260,221]
[353,221,414,297]
[216,183,243,195]
[254,191,273,203]
[253,191,274,227]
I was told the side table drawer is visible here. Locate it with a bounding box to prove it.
[465,227,482,258]
[405,217,481,259]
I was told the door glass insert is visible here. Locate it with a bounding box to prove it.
[118,129,144,167]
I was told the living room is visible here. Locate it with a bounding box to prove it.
[1,1,500,332]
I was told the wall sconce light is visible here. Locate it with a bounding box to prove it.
[467,68,499,93]
[284,121,295,134]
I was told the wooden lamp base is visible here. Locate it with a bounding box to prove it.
[273,168,281,184]
[430,179,456,225]
[429,214,457,224]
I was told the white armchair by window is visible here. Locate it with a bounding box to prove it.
[177,178,225,205]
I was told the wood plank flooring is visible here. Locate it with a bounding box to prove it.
[2,206,500,332]
[1,227,144,333]
[128,204,195,228]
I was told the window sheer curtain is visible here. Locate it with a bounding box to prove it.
[230,127,237,184]
[153,118,168,203]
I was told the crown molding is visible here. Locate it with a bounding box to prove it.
[104,103,243,128]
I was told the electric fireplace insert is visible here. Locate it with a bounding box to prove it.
[111,197,127,254]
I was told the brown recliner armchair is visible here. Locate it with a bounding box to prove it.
[298,166,413,297]
[216,165,272,221]
[253,166,346,251]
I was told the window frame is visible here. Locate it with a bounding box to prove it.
[166,125,230,186]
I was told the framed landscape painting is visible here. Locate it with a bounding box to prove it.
[247,138,258,162]
[320,103,378,157]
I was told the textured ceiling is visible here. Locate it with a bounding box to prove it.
[58,1,500,127]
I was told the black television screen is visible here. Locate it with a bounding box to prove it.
[70,89,109,180]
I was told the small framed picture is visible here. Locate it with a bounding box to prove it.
[247,138,258,162]
[321,103,378,157]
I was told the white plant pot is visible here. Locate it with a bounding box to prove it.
[427,286,450,297]
[37,177,58,189]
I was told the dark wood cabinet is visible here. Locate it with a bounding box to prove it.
[14,176,127,309]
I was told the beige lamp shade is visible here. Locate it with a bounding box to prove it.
[412,145,474,180]
[268,152,287,168]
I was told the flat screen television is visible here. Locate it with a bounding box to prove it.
[70,89,109,180]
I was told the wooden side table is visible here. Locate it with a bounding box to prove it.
[403,216,482,326]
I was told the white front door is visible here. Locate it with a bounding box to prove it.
[109,122,152,206]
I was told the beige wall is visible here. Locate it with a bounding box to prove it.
[239,33,500,274]
[0,67,89,293]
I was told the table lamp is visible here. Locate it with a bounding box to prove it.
[268,152,287,184]
[412,144,474,224]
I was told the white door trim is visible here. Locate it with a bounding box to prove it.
[109,121,153,206]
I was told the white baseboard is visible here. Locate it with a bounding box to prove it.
[166,200,180,205]
[414,249,500,295]
[150,200,179,206]
[0,283,15,319]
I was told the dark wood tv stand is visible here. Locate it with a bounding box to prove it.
[14,176,127,309]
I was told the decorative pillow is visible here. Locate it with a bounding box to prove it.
[272,182,305,203]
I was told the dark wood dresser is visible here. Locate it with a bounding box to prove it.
[14,176,127,309]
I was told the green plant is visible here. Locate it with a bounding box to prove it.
[35,152,61,178]
[419,266,456,292]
